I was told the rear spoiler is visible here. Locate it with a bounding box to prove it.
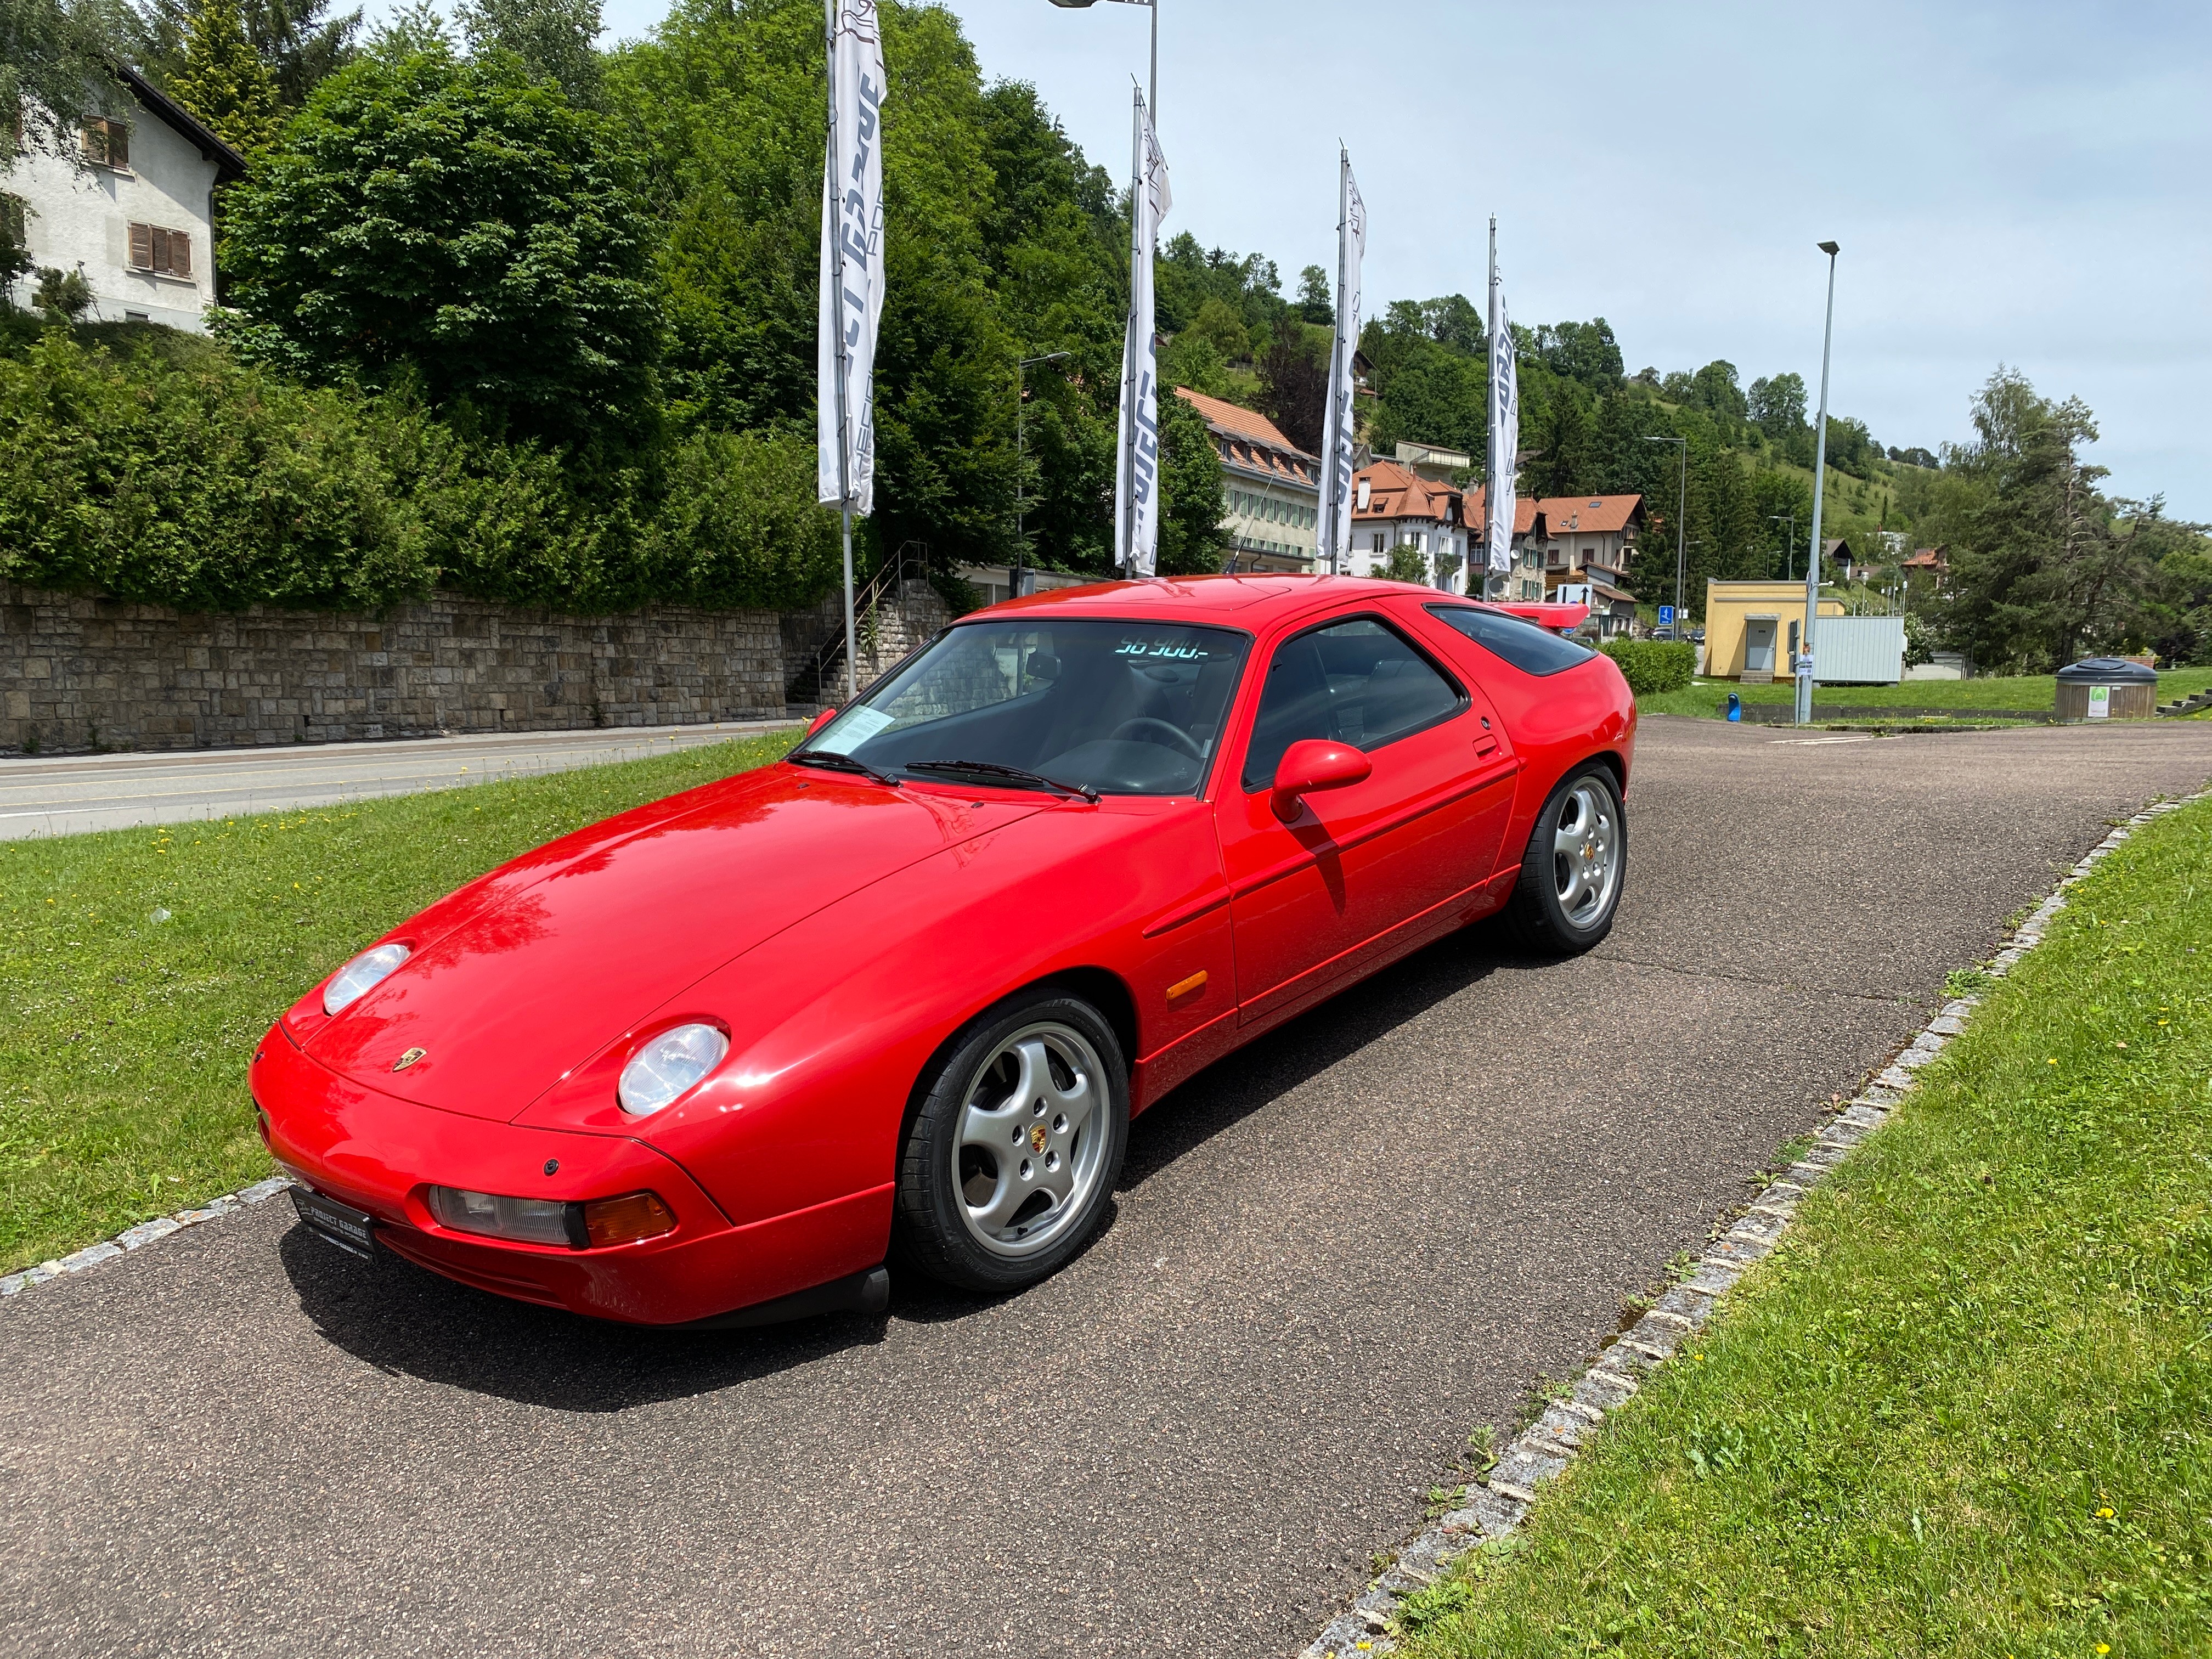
[1493,602,1592,636]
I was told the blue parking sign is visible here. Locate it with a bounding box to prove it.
[1657,605,1675,626]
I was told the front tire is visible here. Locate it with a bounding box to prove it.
[894,989,1129,1294]
[1504,762,1626,955]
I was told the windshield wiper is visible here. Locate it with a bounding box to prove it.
[906,758,1100,803]
[788,749,902,787]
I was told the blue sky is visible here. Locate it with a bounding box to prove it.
[414,0,2212,517]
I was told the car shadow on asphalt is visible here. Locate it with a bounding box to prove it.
[278,1228,892,1412]
[278,922,1547,1406]
[1118,922,1526,1190]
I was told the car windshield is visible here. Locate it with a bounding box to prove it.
[797,620,1251,797]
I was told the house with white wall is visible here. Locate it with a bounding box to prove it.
[1347,459,1471,592]
[4,67,245,331]
[1466,485,1547,601]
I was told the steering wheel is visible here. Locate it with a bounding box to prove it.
[1109,717,1205,761]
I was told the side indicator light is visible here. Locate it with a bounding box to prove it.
[1166,969,1208,1005]
[582,1190,678,1248]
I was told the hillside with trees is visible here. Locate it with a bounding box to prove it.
[2,0,2205,667]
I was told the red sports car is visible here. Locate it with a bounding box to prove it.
[255,577,1634,1326]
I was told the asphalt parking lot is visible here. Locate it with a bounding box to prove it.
[4,717,2209,1659]
[0,721,795,839]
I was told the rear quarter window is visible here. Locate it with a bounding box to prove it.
[1425,605,1599,677]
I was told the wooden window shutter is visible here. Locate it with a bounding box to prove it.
[151,227,171,272]
[170,230,191,279]
[129,222,152,269]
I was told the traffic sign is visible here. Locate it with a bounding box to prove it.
[1657,605,1675,626]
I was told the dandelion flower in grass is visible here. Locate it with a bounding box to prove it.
[2096,1507,2114,1518]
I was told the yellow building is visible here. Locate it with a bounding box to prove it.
[1703,581,1847,682]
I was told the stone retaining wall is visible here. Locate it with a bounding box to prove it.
[0,582,787,755]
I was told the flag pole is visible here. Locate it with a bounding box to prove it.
[828,1,857,701]
[1120,84,1141,581]
[1327,146,1348,575]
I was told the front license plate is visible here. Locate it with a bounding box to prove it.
[291,1185,378,1260]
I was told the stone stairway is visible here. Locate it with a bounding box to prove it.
[2156,687,2212,716]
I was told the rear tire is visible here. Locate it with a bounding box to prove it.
[894,989,1128,1294]
[1504,762,1626,955]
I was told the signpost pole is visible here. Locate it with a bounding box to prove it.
[1797,241,1841,726]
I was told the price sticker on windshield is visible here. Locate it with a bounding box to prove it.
[1115,636,1214,661]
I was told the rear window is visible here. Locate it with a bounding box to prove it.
[1425,605,1599,677]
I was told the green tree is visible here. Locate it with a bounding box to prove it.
[218,48,664,453]
[456,0,601,106]
[1153,386,1228,577]
[1938,367,2157,672]
[1295,263,1331,325]
[168,0,282,155]
[143,0,362,111]
[1747,370,1805,438]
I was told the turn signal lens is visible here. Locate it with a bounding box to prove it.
[424,1186,676,1249]
[582,1190,677,1248]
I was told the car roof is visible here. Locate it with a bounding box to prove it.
[974,573,1438,622]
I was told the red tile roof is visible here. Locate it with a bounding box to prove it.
[1173,387,1311,458]
[1463,485,1542,538]
[1531,493,1644,534]
[1901,547,1948,569]
[1352,459,1459,524]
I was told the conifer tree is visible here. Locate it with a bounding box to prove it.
[170,0,281,155]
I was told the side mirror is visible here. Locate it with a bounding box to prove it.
[804,706,838,738]
[1271,739,1370,821]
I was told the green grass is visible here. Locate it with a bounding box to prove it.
[1640,665,2212,722]
[0,729,797,1273]
[1396,795,2212,1658]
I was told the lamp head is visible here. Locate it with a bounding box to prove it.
[1818,240,1841,256]
[1046,1,1101,7]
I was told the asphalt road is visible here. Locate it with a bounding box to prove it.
[4,718,2209,1659]
[0,722,797,840]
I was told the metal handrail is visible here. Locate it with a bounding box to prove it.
[786,548,930,706]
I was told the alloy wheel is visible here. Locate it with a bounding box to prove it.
[952,1022,1109,1260]
[1551,778,1622,928]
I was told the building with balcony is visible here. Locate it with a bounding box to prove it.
[1531,494,1644,637]
[1346,459,1471,590]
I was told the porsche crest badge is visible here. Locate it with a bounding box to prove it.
[1028,1122,1048,1154]
[392,1047,427,1072]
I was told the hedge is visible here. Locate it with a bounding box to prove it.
[0,318,842,614]
[1600,637,1697,696]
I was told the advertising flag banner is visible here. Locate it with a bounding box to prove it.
[1316,150,1366,575]
[1115,90,1171,576]
[817,0,886,514]
[1486,244,1518,577]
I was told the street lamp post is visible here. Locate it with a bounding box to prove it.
[1045,0,1157,122]
[1643,433,1687,629]
[1015,351,1071,597]
[1797,241,1841,726]
[1768,512,1796,582]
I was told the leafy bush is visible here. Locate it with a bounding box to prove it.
[0,321,842,613]
[1601,637,1696,695]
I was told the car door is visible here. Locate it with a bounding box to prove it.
[1215,612,1517,1026]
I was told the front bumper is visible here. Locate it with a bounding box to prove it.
[252,1025,889,1325]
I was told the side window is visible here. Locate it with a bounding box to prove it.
[1241,617,1465,790]
[1425,604,1598,676]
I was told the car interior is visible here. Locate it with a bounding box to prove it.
[816,622,1252,795]
[1239,618,1466,790]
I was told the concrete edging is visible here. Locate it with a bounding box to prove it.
[1300,789,2203,1659]
[1,1176,297,1301]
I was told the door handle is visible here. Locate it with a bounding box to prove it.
[1473,734,1499,758]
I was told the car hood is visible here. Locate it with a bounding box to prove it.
[303,768,1048,1121]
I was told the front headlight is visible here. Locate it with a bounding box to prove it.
[323,943,410,1015]
[618,1023,729,1116]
